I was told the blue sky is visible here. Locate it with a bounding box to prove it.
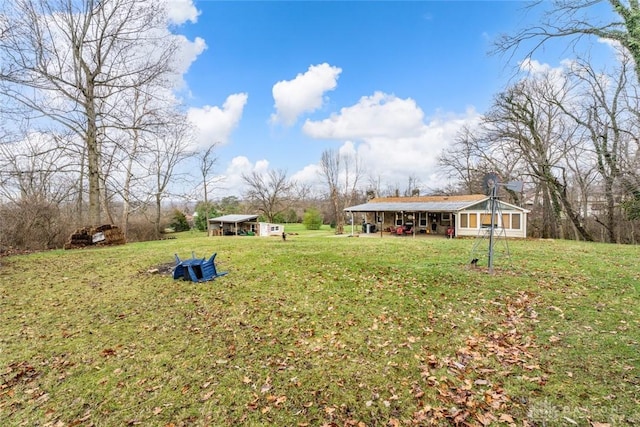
[167,0,615,199]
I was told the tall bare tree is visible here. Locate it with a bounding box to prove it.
[106,87,160,239]
[146,115,194,238]
[484,74,594,240]
[198,143,221,208]
[551,53,635,242]
[0,0,179,225]
[319,149,363,234]
[242,169,294,223]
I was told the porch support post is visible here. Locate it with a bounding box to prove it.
[350,211,354,236]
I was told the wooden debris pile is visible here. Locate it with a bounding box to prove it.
[64,224,126,249]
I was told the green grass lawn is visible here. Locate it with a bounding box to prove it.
[1,228,638,426]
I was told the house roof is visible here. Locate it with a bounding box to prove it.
[344,194,488,213]
[208,214,259,223]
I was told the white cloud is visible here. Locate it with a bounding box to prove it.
[212,156,272,197]
[302,92,425,139]
[212,91,486,199]
[291,163,322,183]
[296,92,483,192]
[518,57,554,75]
[164,0,200,25]
[353,108,483,189]
[254,159,270,174]
[270,63,342,126]
[171,36,207,90]
[187,93,248,149]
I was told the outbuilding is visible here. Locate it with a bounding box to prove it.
[208,214,258,236]
[207,214,284,237]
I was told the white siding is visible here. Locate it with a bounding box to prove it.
[258,222,284,237]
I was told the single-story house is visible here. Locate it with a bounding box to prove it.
[344,194,529,238]
[207,214,284,237]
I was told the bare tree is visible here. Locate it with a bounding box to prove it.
[197,143,221,208]
[0,0,180,225]
[242,169,294,223]
[319,149,363,234]
[146,115,194,238]
[438,125,499,195]
[495,0,640,85]
[0,131,78,249]
[485,75,594,241]
[104,87,160,239]
[551,53,635,242]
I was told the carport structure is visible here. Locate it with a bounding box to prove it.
[207,214,259,236]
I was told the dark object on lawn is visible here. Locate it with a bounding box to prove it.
[173,252,228,282]
[64,224,125,249]
[282,231,286,241]
[470,258,479,267]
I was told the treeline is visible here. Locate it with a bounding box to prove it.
[439,53,640,243]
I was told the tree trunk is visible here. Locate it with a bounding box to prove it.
[331,188,343,234]
[155,192,162,239]
[87,112,101,226]
[553,178,594,241]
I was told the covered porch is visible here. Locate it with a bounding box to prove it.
[343,194,528,239]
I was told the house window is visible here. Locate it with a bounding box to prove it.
[502,213,510,229]
[395,212,403,226]
[419,212,427,227]
[270,225,280,232]
[480,213,498,227]
[468,213,478,228]
[441,213,451,225]
[511,213,521,230]
[460,213,468,228]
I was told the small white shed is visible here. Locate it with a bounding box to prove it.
[258,222,284,237]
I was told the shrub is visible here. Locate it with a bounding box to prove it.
[302,208,323,230]
[194,202,218,232]
[169,210,190,232]
[0,198,70,250]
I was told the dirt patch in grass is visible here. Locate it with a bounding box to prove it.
[144,262,176,277]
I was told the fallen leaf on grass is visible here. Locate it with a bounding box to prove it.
[499,413,514,423]
[201,389,215,401]
[101,348,117,357]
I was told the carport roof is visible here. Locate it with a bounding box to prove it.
[344,195,487,213]
[208,214,259,223]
